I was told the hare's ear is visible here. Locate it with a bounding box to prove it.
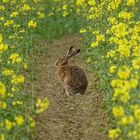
[66,46,74,56]
[68,49,80,58]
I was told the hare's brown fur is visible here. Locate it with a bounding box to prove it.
[59,65,88,95]
[56,46,88,96]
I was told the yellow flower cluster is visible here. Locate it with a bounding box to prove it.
[28,20,37,28]
[0,43,8,53]
[11,75,24,85]
[0,82,6,97]
[36,98,49,114]
[10,53,22,64]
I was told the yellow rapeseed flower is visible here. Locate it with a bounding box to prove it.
[111,79,124,88]
[10,11,18,18]
[130,78,138,89]
[0,43,8,53]
[117,45,130,57]
[76,0,86,6]
[36,97,49,114]
[2,0,9,3]
[113,88,130,103]
[0,134,5,140]
[2,69,14,76]
[63,11,69,17]
[126,0,135,6]
[107,0,121,11]
[15,115,24,126]
[28,20,37,28]
[0,17,4,21]
[37,11,45,18]
[0,101,6,109]
[91,41,98,48]
[5,119,13,131]
[11,75,24,85]
[0,82,6,96]
[117,66,130,80]
[134,108,140,120]
[96,34,105,42]
[108,17,118,25]
[118,11,133,20]
[0,5,5,10]
[62,4,67,10]
[22,4,31,11]
[13,100,23,106]
[107,50,116,57]
[108,128,121,139]
[23,64,28,69]
[79,28,86,33]
[132,58,140,69]
[4,20,14,27]
[121,116,134,125]
[10,53,22,64]
[109,65,117,73]
[112,106,124,117]
[29,116,36,128]
[88,0,96,6]
[120,92,130,103]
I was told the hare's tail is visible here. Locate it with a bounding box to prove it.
[75,93,82,96]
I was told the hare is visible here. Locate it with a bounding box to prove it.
[55,46,88,96]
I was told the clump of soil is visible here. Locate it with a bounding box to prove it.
[33,35,110,140]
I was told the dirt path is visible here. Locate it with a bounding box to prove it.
[33,35,110,140]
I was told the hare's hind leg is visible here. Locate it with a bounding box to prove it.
[61,86,69,96]
[66,90,71,97]
[64,85,73,97]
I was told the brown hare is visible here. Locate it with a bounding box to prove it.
[55,46,88,96]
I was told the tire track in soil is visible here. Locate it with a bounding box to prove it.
[33,35,110,140]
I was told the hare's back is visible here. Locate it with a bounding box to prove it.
[65,66,88,94]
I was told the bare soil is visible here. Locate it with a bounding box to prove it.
[33,35,110,140]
